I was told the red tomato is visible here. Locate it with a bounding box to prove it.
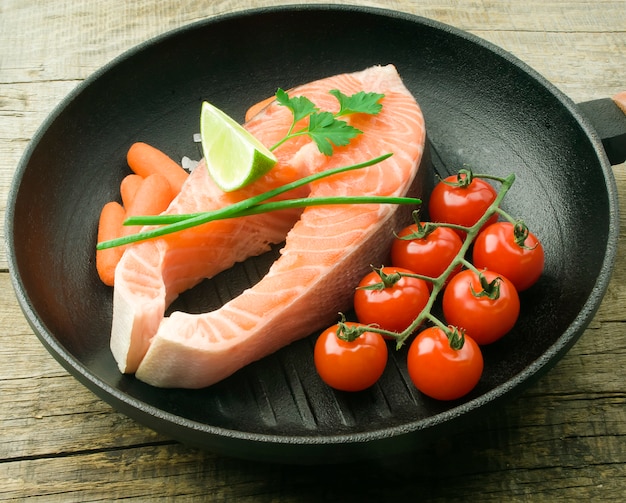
[473,221,544,291]
[354,267,430,334]
[406,326,483,401]
[391,223,463,282]
[442,269,520,345]
[428,174,498,237]
[314,322,388,392]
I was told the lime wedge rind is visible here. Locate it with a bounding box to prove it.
[200,101,277,192]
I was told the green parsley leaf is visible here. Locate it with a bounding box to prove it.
[275,88,318,122]
[329,89,384,116]
[271,88,383,155]
[307,111,362,156]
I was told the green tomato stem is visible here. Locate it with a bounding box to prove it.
[471,172,510,184]
[347,172,517,349]
[495,206,519,224]
[460,257,480,275]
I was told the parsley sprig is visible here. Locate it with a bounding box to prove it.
[270,89,384,155]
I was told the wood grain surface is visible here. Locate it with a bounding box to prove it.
[2,0,626,501]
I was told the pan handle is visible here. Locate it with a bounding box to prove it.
[577,92,626,166]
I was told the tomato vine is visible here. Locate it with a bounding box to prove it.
[343,170,518,348]
[315,169,546,399]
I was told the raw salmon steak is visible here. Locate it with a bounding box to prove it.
[111,64,428,387]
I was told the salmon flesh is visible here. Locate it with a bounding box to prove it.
[110,64,429,388]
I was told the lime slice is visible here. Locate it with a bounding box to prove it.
[200,101,277,192]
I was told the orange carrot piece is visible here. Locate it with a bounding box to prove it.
[244,95,276,122]
[126,142,189,194]
[120,174,143,209]
[96,201,126,286]
[96,174,173,286]
[123,173,175,236]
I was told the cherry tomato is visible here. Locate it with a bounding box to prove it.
[314,322,388,392]
[473,221,544,291]
[354,267,430,334]
[391,223,463,282]
[442,269,520,345]
[428,173,498,237]
[406,326,483,401]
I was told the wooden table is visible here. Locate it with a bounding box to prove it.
[2,0,625,500]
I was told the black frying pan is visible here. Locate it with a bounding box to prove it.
[6,6,624,464]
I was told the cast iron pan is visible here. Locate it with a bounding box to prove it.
[6,6,624,463]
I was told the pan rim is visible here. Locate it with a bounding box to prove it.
[5,4,620,454]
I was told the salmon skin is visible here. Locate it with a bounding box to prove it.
[110,65,428,388]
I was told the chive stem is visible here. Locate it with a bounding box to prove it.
[97,153,397,250]
[124,195,421,226]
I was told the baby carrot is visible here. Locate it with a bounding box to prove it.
[244,95,276,122]
[120,174,143,209]
[126,142,189,194]
[123,173,175,236]
[96,174,174,286]
[96,201,126,286]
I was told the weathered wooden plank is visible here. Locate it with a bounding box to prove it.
[0,275,166,461]
[1,393,625,502]
[2,0,626,501]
